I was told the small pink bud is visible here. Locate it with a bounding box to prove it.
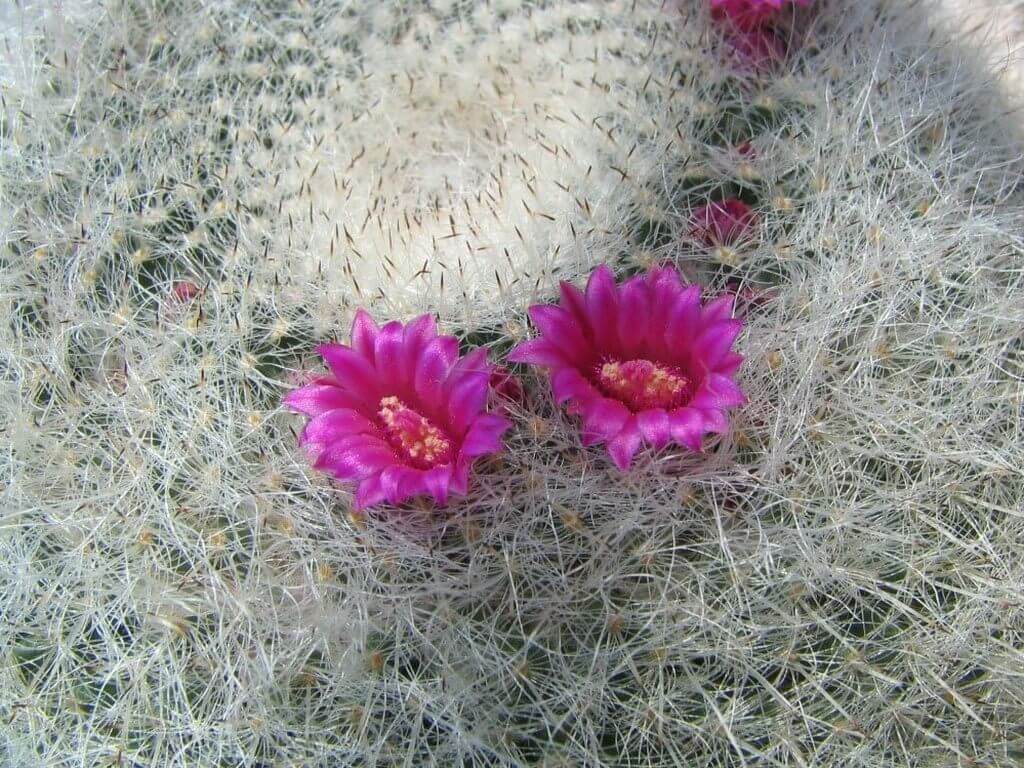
[725,280,777,315]
[690,198,758,247]
[490,366,525,406]
[172,281,200,302]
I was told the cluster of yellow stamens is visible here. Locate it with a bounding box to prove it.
[596,359,691,411]
[377,396,454,468]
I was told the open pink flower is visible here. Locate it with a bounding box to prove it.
[284,312,511,509]
[690,198,758,246]
[509,265,746,470]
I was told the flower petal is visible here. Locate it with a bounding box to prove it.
[283,383,361,417]
[579,397,631,443]
[559,279,589,328]
[636,409,672,450]
[507,338,571,367]
[701,294,736,325]
[317,343,382,403]
[354,474,387,510]
[584,264,620,351]
[606,417,642,471]
[373,321,406,382]
[450,460,471,495]
[691,319,744,370]
[301,409,376,448]
[422,466,453,506]
[461,413,511,457]
[414,336,459,409]
[551,367,596,405]
[350,309,379,362]
[313,435,397,480]
[689,373,747,410]
[380,465,417,505]
[718,352,745,375]
[446,348,491,435]
[528,305,591,367]
[401,314,439,381]
[616,277,649,357]
[669,408,707,452]
[664,285,702,357]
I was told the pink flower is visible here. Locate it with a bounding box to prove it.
[509,265,746,470]
[690,198,758,247]
[711,0,809,30]
[284,311,511,510]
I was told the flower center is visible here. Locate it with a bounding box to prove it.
[596,358,691,411]
[377,396,454,469]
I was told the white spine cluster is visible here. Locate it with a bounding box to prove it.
[1,1,1023,766]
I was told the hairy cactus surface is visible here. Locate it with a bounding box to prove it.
[2,1,1023,766]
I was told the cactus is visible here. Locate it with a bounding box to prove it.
[2,1,1023,766]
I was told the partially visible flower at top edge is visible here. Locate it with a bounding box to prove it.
[284,311,511,510]
[723,26,788,72]
[711,0,811,30]
[508,264,746,471]
[690,198,759,247]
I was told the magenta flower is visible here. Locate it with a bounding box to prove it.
[284,312,511,509]
[690,198,758,247]
[711,0,810,29]
[509,265,746,470]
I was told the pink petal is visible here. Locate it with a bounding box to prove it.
[701,295,736,325]
[446,348,491,435]
[691,320,743,370]
[313,435,397,480]
[450,461,470,495]
[373,321,406,382]
[637,409,672,450]
[691,373,747,409]
[551,367,596,405]
[460,413,511,458]
[606,418,642,471]
[422,467,453,506]
[401,314,439,381]
[283,384,361,417]
[414,336,459,409]
[579,397,631,443]
[380,465,417,505]
[507,339,571,367]
[351,309,379,362]
[301,409,376,448]
[646,267,685,356]
[317,344,382,403]
[559,280,589,328]
[616,277,649,358]
[528,305,591,367]
[354,474,387,510]
[664,286,702,356]
[701,408,730,434]
[584,264,620,351]
[719,352,745,375]
[669,408,707,452]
